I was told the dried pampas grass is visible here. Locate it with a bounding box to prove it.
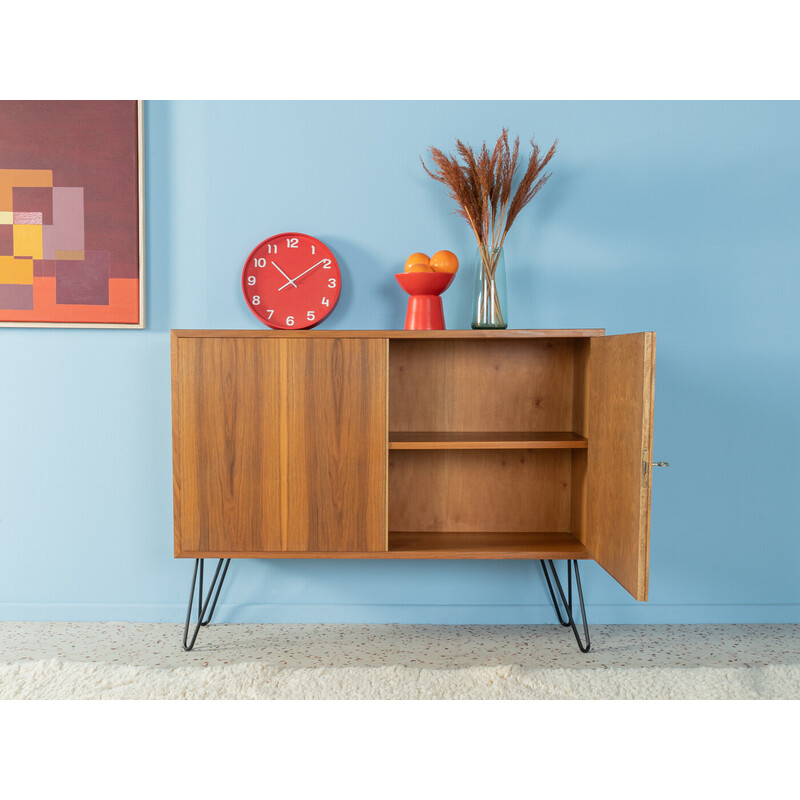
[421,129,557,279]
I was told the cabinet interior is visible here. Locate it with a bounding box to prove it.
[387,337,591,557]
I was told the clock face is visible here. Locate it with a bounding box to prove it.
[241,232,342,329]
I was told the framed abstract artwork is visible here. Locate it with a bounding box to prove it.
[0,100,144,328]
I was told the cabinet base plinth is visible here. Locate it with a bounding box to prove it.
[175,532,590,561]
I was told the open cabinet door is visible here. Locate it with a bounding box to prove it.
[586,332,656,600]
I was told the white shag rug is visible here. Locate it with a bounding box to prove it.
[2,660,798,700]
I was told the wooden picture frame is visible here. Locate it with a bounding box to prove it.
[0,100,145,328]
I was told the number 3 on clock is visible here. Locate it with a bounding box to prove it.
[241,233,342,330]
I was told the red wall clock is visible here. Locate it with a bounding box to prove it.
[241,232,342,329]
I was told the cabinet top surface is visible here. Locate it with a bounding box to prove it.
[171,328,606,339]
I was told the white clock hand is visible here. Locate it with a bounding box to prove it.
[271,261,298,288]
[278,259,326,291]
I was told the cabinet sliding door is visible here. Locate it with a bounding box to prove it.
[283,338,387,552]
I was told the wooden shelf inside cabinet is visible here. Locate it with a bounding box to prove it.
[387,531,590,559]
[388,431,588,450]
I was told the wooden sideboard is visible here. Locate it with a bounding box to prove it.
[171,329,656,649]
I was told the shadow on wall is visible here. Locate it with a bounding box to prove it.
[324,235,407,329]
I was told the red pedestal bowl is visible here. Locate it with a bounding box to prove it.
[394,272,456,330]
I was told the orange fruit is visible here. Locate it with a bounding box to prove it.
[406,263,433,273]
[404,252,430,272]
[429,250,459,274]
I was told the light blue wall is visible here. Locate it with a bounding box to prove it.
[2,101,799,624]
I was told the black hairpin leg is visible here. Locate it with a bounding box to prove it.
[541,559,591,653]
[182,558,231,651]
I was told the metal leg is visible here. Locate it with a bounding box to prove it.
[182,558,231,651]
[540,560,571,628]
[542,559,591,653]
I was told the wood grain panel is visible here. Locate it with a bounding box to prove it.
[586,332,655,600]
[389,449,571,533]
[177,531,588,560]
[173,336,283,555]
[389,338,576,433]
[172,329,605,340]
[388,531,588,559]
[173,335,388,556]
[171,332,182,551]
[570,339,590,548]
[388,431,587,449]
[284,338,387,552]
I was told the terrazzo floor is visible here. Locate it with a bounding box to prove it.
[1,622,799,671]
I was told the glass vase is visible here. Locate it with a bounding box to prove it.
[471,247,508,329]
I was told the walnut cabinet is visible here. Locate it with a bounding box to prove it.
[171,329,656,601]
